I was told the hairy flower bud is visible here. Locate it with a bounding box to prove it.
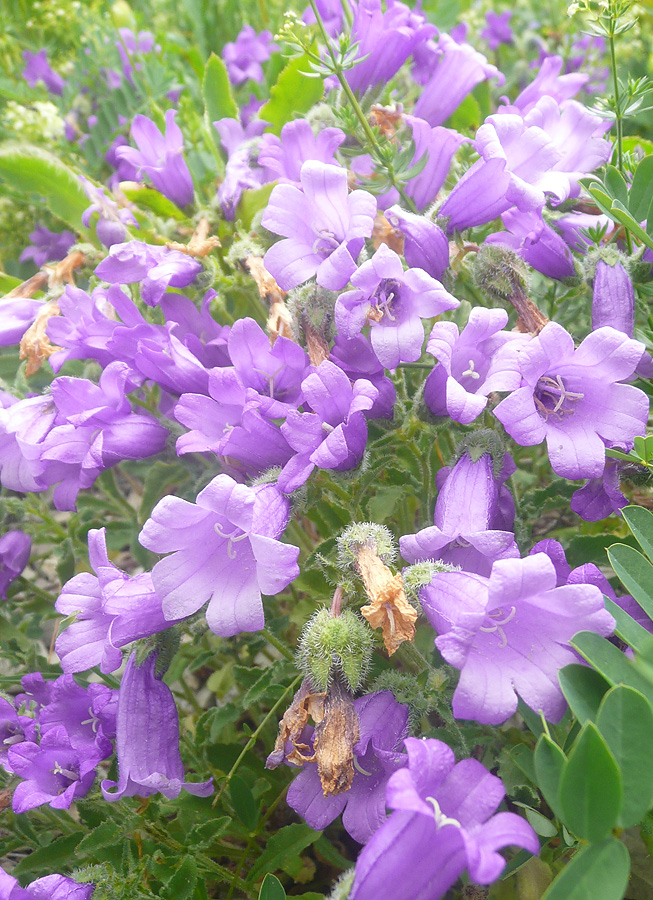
[337,522,396,569]
[472,244,547,334]
[297,608,373,693]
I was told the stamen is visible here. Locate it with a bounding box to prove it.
[479,606,516,648]
[461,360,481,380]
[354,757,373,776]
[2,734,23,746]
[52,761,78,782]
[214,523,250,559]
[425,796,461,829]
[384,603,396,637]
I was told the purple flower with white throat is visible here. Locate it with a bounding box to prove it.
[335,243,459,369]
[102,651,213,802]
[22,49,65,95]
[0,867,94,900]
[348,737,538,900]
[0,530,31,599]
[285,691,409,844]
[277,361,379,493]
[223,26,274,85]
[424,307,525,424]
[493,322,649,480]
[55,528,181,675]
[262,161,376,291]
[116,110,194,208]
[139,475,299,636]
[400,448,519,576]
[94,241,202,307]
[419,553,615,724]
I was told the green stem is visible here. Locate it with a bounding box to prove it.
[607,19,633,254]
[395,640,433,674]
[261,627,296,661]
[307,0,418,214]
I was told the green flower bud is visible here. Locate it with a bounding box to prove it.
[472,243,529,302]
[327,869,355,900]
[337,522,396,571]
[297,608,373,693]
[402,560,458,604]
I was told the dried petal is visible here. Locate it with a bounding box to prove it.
[19,299,62,375]
[357,543,417,655]
[314,679,360,796]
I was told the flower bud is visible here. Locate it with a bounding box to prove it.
[297,608,373,693]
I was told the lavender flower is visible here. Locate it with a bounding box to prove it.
[508,55,588,115]
[348,737,538,900]
[494,323,649,479]
[102,651,213,801]
[385,205,449,281]
[116,110,194,208]
[424,307,525,424]
[46,285,127,374]
[116,28,157,86]
[335,243,459,368]
[592,256,653,378]
[139,475,299,636]
[55,528,181,674]
[258,119,345,183]
[94,241,202,307]
[481,11,513,50]
[0,868,94,900]
[286,691,409,843]
[485,208,575,279]
[262,162,376,291]
[215,117,268,219]
[277,361,378,493]
[223,26,274,85]
[0,698,34,769]
[402,116,467,211]
[570,451,628,521]
[0,531,31,599]
[330,333,396,420]
[19,226,75,268]
[22,49,65,95]
[419,553,615,724]
[400,449,519,576]
[79,176,138,248]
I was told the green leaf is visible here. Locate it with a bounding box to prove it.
[250,824,321,880]
[0,274,22,293]
[54,536,75,585]
[76,820,122,855]
[604,596,653,654]
[259,874,287,900]
[259,56,324,135]
[604,165,630,209]
[596,685,653,827]
[230,774,258,830]
[447,93,482,131]
[540,838,629,900]
[629,156,653,222]
[571,631,653,705]
[122,186,187,222]
[139,459,192,524]
[558,664,610,723]
[0,144,93,240]
[203,53,238,132]
[162,856,198,900]
[559,722,622,842]
[12,833,82,877]
[534,735,566,821]
[238,181,275,230]
[519,805,558,838]
[622,505,653,561]
[608,543,653,620]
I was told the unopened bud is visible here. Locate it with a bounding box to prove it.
[297,608,373,693]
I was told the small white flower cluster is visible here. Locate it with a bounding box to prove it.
[3,101,65,142]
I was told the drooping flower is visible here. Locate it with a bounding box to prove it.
[400,448,519,576]
[277,361,379,493]
[286,691,409,843]
[22,49,65,95]
[139,475,300,635]
[102,651,213,801]
[402,116,467,211]
[115,110,194,208]
[0,297,44,348]
[493,323,649,480]
[385,205,449,281]
[419,553,615,724]
[223,26,274,85]
[570,451,629,521]
[0,867,94,900]
[94,241,202,307]
[335,243,459,368]
[262,162,377,291]
[348,737,539,900]
[423,307,525,424]
[485,208,575,280]
[0,531,31,599]
[55,528,181,674]
[79,176,138,248]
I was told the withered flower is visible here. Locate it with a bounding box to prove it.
[356,542,417,656]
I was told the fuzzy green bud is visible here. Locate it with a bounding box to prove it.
[337,522,396,571]
[582,244,628,283]
[454,429,506,479]
[327,869,355,900]
[297,608,373,693]
[472,244,529,302]
[402,560,458,604]
[286,283,338,347]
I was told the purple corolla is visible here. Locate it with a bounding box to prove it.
[424,307,525,424]
[348,737,538,900]
[258,119,345,184]
[79,176,138,248]
[215,117,268,219]
[493,323,649,480]
[508,55,588,115]
[22,49,65,95]
[419,553,615,724]
[223,26,274,85]
[286,691,409,843]
[262,162,377,291]
[0,531,31,599]
[139,475,299,636]
[19,226,75,268]
[94,240,202,307]
[402,116,467,211]
[385,205,449,281]
[481,11,513,50]
[115,110,194,208]
[335,243,459,369]
[55,528,180,674]
[0,868,94,900]
[485,208,575,280]
[592,256,653,378]
[102,651,212,801]
[400,449,519,576]
[277,361,379,493]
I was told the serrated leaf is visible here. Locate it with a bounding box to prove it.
[259,56,324,135]
[259,873,286,900]
[558,664,610,723]
[12,833,82,877]
[559,722,621,842]
[76,820,123,855]
[534,735,566,821]
[139,460,191,523]
[629,156,653,222]
[608,543,653,621]
[622,505,653,561]
[203,53,238,137]
[540,838,629,900]
[250,824,321,880]
[0,144,94,240]
[162,856,198,900]
[596,685,653,827]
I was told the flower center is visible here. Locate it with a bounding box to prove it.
[313,229,340,255]
[52,760,79,792]
[370,279,401,323]
[425,796,462,830]
[214,522,250,559]
[479,605,516,648]
[534,374,584,421]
